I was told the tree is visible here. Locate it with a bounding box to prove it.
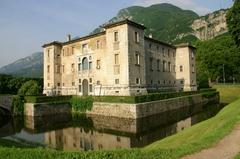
[195,34,240,85]
[18,80,42,96]
[227,0,240,47]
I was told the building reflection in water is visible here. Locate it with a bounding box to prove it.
[41,104,221,151]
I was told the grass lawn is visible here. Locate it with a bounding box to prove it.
[213,84,240,104]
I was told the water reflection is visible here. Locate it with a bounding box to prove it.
[0,104,222,151]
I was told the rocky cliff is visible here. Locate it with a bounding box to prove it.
[192,9,228,40]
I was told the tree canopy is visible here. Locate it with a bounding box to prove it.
[195,34,240,85]
[18,80,42,96]
[227,0,240,47]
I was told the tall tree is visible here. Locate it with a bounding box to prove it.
[195,34,240,85]
[227,0,240,47]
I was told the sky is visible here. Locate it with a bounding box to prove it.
[0,0,233,67]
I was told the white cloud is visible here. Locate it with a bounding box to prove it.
[133,0,211,15]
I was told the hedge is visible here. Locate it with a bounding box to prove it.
[24,89,217,105]
[25,96,72,103]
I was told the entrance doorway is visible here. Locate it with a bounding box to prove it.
[82,79,88,96]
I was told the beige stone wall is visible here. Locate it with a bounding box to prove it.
[24,103,71,117]
[175,47,197,91]
[144,39,177,91]
[87,93,219,119]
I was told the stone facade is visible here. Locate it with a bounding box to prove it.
[43,19,197,96]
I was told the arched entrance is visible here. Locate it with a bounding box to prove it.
[82,79,88,96]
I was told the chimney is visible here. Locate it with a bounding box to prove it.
[67,34,71,42]
[149,33,153,38]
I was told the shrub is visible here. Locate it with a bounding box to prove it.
[11,95,24,115]
[70,96,93,112]
[18,80,42,96]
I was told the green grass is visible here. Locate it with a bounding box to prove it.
[235,154,240,159]
[213,84,240,104]
[0,96,240,159]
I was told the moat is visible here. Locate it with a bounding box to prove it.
[0,103,222,151]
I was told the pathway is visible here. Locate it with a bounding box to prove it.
[182,124,240,159]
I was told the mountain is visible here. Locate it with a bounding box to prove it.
[92,3,199,43]
[0,52,43,78]
[92,3,228,44]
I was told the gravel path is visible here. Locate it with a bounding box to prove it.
[182,124,240,159]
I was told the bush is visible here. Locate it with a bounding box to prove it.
[11,95,24,115]
[70,96,93,112]
[18,80,42,96]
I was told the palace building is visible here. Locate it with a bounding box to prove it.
[42,19,197,96]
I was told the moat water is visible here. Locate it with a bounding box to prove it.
[0,104,222,152]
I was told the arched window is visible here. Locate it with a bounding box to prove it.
[82,57,88,70]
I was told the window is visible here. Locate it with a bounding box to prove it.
[72,46,75,55]
[79,85,82,92]
[57,83,60,87]
[134,31,139,43]
[180,80,184,84]
[162,48,165,56]
[157,60,160,71]
[96,40,100,49]
[47,65,50,73]
[114,54,119,65]
[163,61,167,72]
[72,82,75,86]
[82,44,88,53]
[47,49,50,58]
[136,78,140,85]
[78,63,81,71]
[115,79,119,84]
[114,31,118,42]
[71,63,75,72]
[96,60,100,69]
[168,62,171,72]
[97,81,100,85]
[82,57,88,70]
[63,83,65,86]
[56,65,60,73]
[150,58,153,71]
[135,52,140,65]
[191,51,194,59]
[151,80,153,85]
[89,84,93,92]
[79,79,81,83]
[149,43,152,49]
[89,61,92,70]
[48,83,50,87]
[180,65,183,72]
[89,78,92,83]
[192,64,195,73]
